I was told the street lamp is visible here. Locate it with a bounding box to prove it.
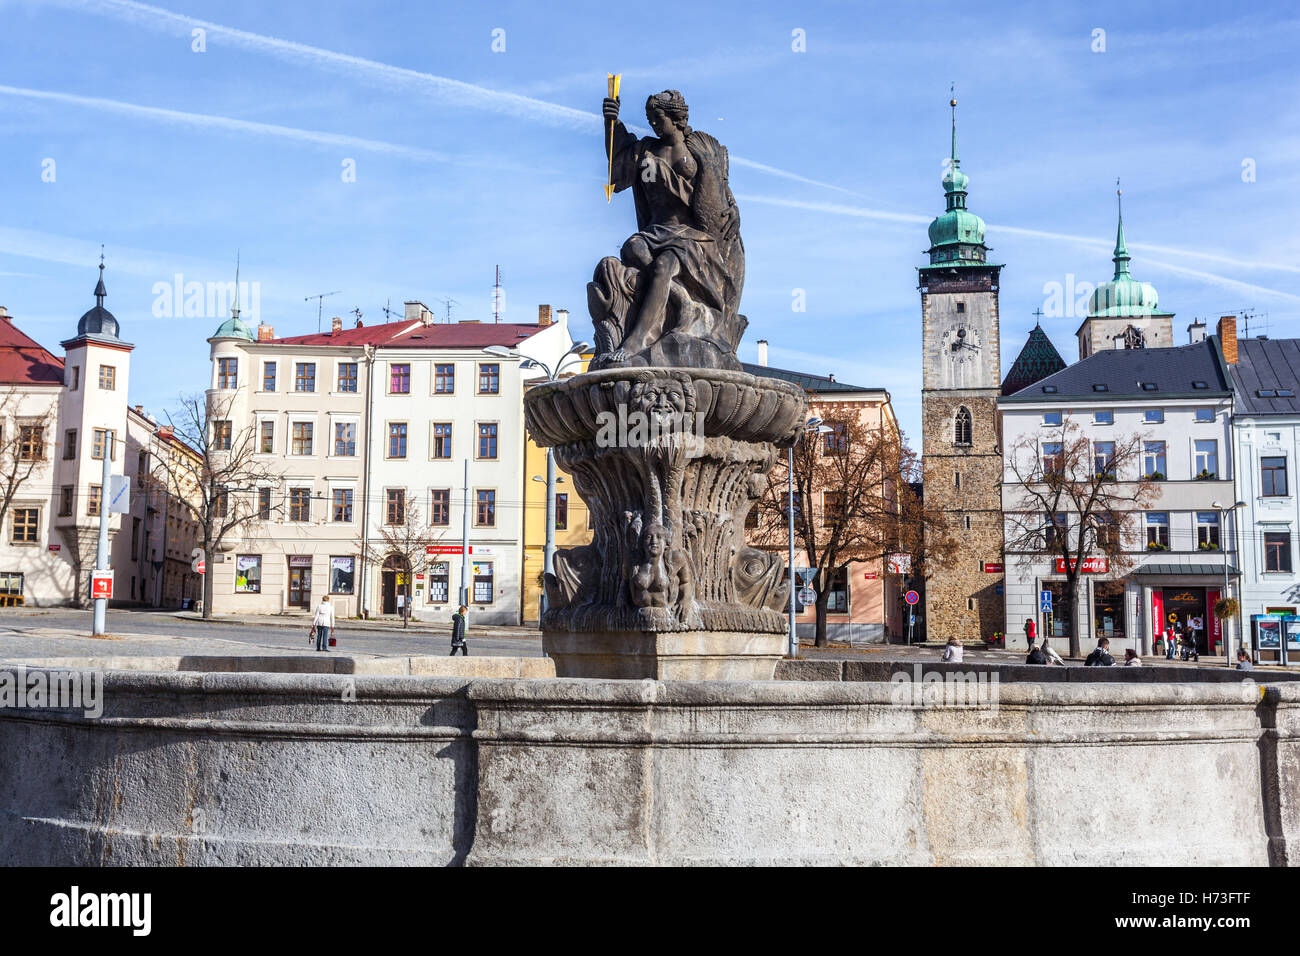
[485,340,591,619]
[787,416,833,659]
[1212,499,1248,667]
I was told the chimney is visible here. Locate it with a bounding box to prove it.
[0,306,9,322]
[756,339,769,367]
[256,323,275,342]
[331,316,343,335]
[555,308,568,327]
[134,405,144,415]
[1187,319,1207,344]
[827,373,836,383]
[404,301,433,324]
[1217,315,1238,364]
[538,304,553,326]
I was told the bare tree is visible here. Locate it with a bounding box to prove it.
[1004,417,1158,657]
[0,388,57,535]
[358,497,446,627]
[749,404,955,647]
[152,391,283,619]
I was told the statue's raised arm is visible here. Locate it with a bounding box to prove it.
[588,88,746,371]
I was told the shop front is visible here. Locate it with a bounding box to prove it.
[1132,561,1238,657]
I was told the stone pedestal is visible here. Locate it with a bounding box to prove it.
[524,366,807,680]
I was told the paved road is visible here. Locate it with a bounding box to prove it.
[0,607,545,659]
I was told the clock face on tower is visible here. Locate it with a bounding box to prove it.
[941,325,981,363]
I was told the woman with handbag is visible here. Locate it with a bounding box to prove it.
[312,595,335,652]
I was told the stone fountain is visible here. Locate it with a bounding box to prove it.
[524,88,807,679]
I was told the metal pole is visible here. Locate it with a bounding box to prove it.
[787,445,797,658]
[92,433,112,635]
[460,458,471,607]
[1223,506,1232,668]
[543,447,556,614]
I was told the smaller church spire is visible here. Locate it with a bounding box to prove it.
[94,246,107,307]
[231,251,241,322]
[950,84,959,166]
[1112,180,1131,278]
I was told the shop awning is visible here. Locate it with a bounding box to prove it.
[1132,562,1239,577]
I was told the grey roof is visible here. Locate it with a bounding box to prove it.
[741,362,876,394]
[1132,562,1238,578]
[999,338,1231,402]
[1229,337,1300,416]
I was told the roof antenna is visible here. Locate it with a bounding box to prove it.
[492,265,503,324]
[351,307,364,329]
[381,298,401,321]
[434,296,460,323]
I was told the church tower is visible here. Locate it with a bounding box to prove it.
[919,97,1004,643]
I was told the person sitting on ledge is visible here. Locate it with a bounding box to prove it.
[1084,637,1115,667]
[1123,648,1142,666]
[1236,647,1254,671]
[1026,642,1048,665]
[941,636,963,663]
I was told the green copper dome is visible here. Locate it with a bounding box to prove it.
[925,99,989,266]
[213,315,255,340]
[1087,191,1169,319]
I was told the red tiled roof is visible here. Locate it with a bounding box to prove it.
[0,319,65,385]
[268,320,548,349]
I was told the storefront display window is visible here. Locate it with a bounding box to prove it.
[330,556,355,594]
[235,555,262,593]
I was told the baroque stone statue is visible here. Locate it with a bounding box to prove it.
[523,84,808,679]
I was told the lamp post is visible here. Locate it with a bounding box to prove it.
[787,417,832,659]
[484,341,590,618]
[1212,499,1247,667]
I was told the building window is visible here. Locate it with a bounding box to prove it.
[1094,410,1113,425]
[555,493,569,530]
[69,366,79,391]
[432,423,453,459]
[823,491,844,524]
[1093,440,1116,477]
[1042,411,1062,427]
[59,486,73,516]
[330,556,355,595]
[1196,512,1220,549]
[955,302,965,314]
[476,490,496,527]
[1144,409,1164,424]
[98,365,116,390]
[213,487,229,518]
[235,555,262,594]
[10,508,38,544]
[291,422,314,456]
[823,422,848,455]
[63,429,77,460]
[333,489,354,523]
[389,363,411,394]
[1194,440,1218,478]
[257,487,272,520]
[263,361,277,391]
[259,421,275,454]
[1042,442,1064,475]
[478,363,500,394]
[334,422,356,456]
[1146,512,1170,549]
[1265,532,1293,573]
[1262,456,1288,497]
[430,489,451,526]
[1093,582,1126,639]
[130,517,141,560]
[1044,512,1067,548]
[1143,441,1167,479]
[473,561,494,603]
[434,364,455,393]
[428,562,450,604]
[1092,514,1119,550]
[827,566,848,613]
[295,362,316,392]
[218,357,238,389]
[953,407,972,446]
[288,487,311,522]
[477,423,498,459]
[18,425,45,461]
[213,420,233,451]
[90,428,117,461]
[87,485,102,516]
[388,423,408,459]
[337,363,358,393]
[1194,408,1214,423]
[386,489,405,526]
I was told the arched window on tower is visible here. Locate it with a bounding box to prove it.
[954,407,972,446]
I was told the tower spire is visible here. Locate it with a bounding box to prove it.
[1112,179,1131,278]
[231,251,241,321]
[94,245,107,307]
[950,83,958,166]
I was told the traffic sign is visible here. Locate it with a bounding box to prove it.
[797,586,816,605]
[196,559,206,575]
[795,567,816,586]
[1040,590,1053,613]
[91,571,113,600]
[109,474,131,514]
[904,590,919,606]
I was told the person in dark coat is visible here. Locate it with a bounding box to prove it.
[1026,642,1048,665]
[1084,637,1115,666]
[449,605,468,656]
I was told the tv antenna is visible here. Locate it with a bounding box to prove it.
[434,297,460,323]
[1240,309,1270,338]
[381,298,402,321]
[351,307,364,328]
[492,265,503,324]
[304,290,342,333]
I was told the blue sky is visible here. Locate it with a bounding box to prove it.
[2,0,1298,445]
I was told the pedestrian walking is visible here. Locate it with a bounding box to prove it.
[450,604,469,656]
[312,595,334,652]
[1164,627,1177,660]
[1024,617,1037,650]
[941,636,963,663]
